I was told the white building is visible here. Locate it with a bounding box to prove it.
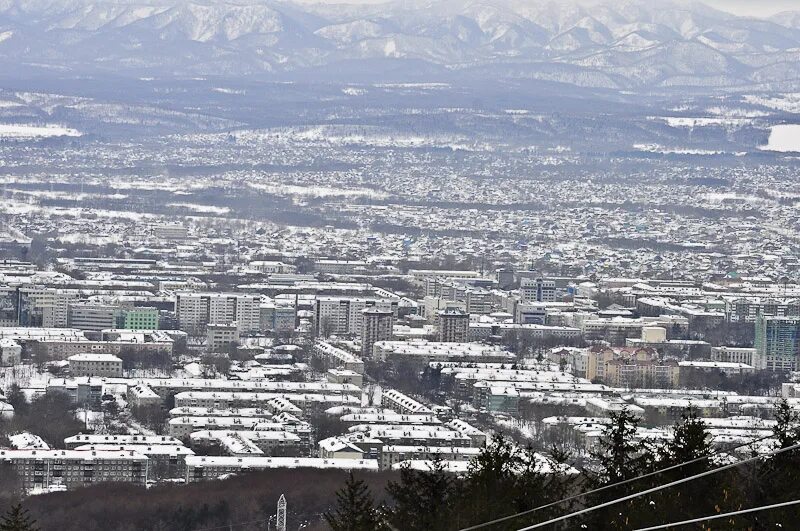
[176,293,261,335]
[314,297,398,336]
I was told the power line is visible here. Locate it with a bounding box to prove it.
[634,498,800,531]
[459,432,776,531]
[515,441,800,531]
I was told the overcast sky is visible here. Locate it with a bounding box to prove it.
[293,0,798,18]
[703,0,797,17]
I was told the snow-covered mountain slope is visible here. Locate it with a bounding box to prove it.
[0,0,799,89]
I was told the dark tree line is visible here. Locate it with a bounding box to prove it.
[325,434,572,531]
[326,401,800,530]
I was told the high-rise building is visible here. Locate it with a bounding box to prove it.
[314,297,397,336]
[176,293,260,335]
[520,278,557,303]
[19,287,80,328]
[361,308,394,359]
[754,315,800,371]
[438,308,469,343]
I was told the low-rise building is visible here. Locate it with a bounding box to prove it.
[185,456,378,482]
[0,449,147,491]
[68,353,123,378]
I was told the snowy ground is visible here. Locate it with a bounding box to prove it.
[0,123,81,139]
[762,124,800,153]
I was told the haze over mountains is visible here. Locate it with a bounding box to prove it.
[1,0,800,90]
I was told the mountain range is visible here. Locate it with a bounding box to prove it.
[1,0,800,91]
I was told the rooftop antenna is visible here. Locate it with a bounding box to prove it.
[277,494,287,531]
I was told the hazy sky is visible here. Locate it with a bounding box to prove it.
[703,0,798,17]
[294,0,798,18]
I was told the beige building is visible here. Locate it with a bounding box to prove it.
[586,346,679,388]
[206,323,239,351]
[68,353,123,377]
[361,308,394,359]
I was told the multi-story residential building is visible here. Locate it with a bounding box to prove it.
[314,297,397,336]
[313,260,370,274]
[68,353,123,378]
[64,435,184,449]
[585,346,679,388]
[0,449,147,491]
[582,316,689,345]
[47,378,104,406]
[483,386,520,415]
[249,261,296,274]
[206,323,239,351]
[421,297,467,324]
[67,302,120,331]
[258,302,296,334]
[185,456,377,482]
[438,308,469,343]
[382,389,434,415]
[379,446,481,470]
[711,346,757,366]
[725,297,800,323]
[754,315,800,371]
[361,308,393,359]
[72,444,194,479]
[30,330,174,360]
[373,340,516,365]
[0,286,19,326]
[468,323,581,343]
[176,293,260,336]
[312,341,365,374]
[0,338,22,366]
[19,287,81,328]
[152,223,188,240]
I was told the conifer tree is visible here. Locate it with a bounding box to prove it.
[457,434,522,527]
[0,505,38,531]
[773,398,800,449]
[658,406,712,470]
[385,455,454,531]
[595,407,650,484]
[325,472,384,531]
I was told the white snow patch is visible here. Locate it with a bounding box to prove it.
[634,143,723,155]
[167,202,231,214]
[212,87,246,95]
[248,182,388,199]
[762,124,800,153]
[0,123,81,139]
[745,94,800,114]
[661,117,750,128]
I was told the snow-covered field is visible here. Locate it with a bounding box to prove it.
[762,124,800,153]
[745,94,800,114]
[633,143,725,156]
[659,117,751,128]
[0,123,81,139]
[248,182,388,199]
[212,126,490,152]
[167,202,231,214]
